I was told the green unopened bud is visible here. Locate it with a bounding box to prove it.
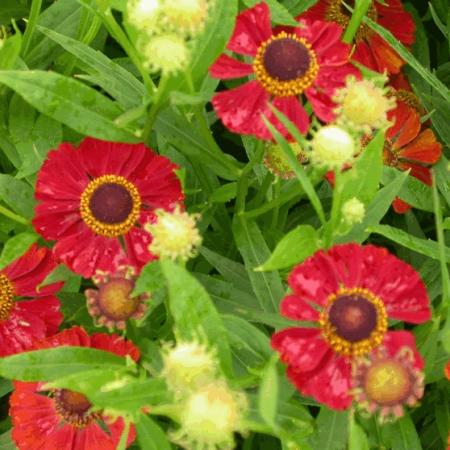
[264,142,307,179]
[342,197,365,225]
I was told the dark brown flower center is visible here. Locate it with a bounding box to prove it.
[54,389,97,428]
[328,294,377,342]
[79,174,142,238]
[89,183,133,224]
[97,278,139,320]
[263,38,311,81]
[0,273,14,321]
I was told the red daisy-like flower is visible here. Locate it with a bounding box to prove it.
[33,137,184,278]
[301,0,415,74]
[384,101,442,213]
[209,2,358,140]
[271,243,431,410]
[9,326,140,450]
[0,244,62,357]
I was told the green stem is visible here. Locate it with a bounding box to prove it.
[100,8,155,95]
[117,419,130,450]
[325,169,343,248]
[142,76,170,144]
[0,204,29,225]
[22,0,43,57]
[342,0,371,44]
[185,71,241,178]
[235,142,265,214]
[432,171,450,318]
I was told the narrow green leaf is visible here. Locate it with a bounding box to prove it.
[136,413,172,450]
[161,259,233,376]
[210,182,238,204]
[0,0,28,25]
[382,414,423,450]
[349,417,369,450]
[0,34,22,70]
[0,232,38,269]
[368,224,450,262]
[315,409,348,450]
[232,217,285,313]
[38,26,145,109]
[0,70,137,142]
[258,355,279,429]
[0,175,35,219]
[258,225,320,271]
[342,0,371,43]
[0,347,127,381]
[243,0,298,25]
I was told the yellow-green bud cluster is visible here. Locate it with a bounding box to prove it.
[145,205,202,262]
[341,197,365,225]
[127,0,213,74]
[334,75,396,135]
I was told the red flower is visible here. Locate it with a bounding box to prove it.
[271,243,430,409]
[9,326,140,450]
[33,138,184,278]
[209,2,358,140]
[301,0,415,74]
[445,360,450,381]
[0,244,62,357]
[384,102,442,213]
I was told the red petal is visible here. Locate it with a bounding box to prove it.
[227,2,272,56]
[91,333,140,362]
[392,197,412,214]
[392,107,421,149]
[297,20,344,58]
[398,162,432,185]
[382,330,424,370]
[271,328,330,372]
[33,326,91,349]
[53,229,127,278]
[305,87,337,123]
[209,54,253,79]
[352,40,379,72]
[280,294,320,321]
[369,34,405,75]
[270,96,310,136]
[124,224,155,272]
[357,245,431,323]
[286,354,352,410]
[398,129,442,164]
[212,80,271,139]
[376,0,415,45]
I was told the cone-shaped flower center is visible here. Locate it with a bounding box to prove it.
[320,287,388,356]
[263,38,311,81]
[80,174,141,237]
[97,278,140,320]
[253,32,319,97]
[55,389,96,427]
[364,360,412,405]
[325,0,377,42]
[0,274,14,321]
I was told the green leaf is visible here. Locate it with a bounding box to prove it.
[381,167,433,212]
[232,217,285,313]
[50,371,169,412]
[0,34,22,70]
[0,347,127,381]
[0,175,35,219]
[315,409,349,450]
[0,70,137,142]
[258,355,279,429]
[136,413,172,450]
[258,225,320,271]
[243,0,298,25]
[337,170,408,244]
[0,379,12,398]
[0,232,38,269]
[210,182,238,204]
[134,261,163,296]
[349,418,369,450]
[0,430,15,450]
[37,26,145,110]
[340,129,384,206]
[368,224,450,262]
[0,0,28,25]
[382,414,423,450]
[161,259,233,377]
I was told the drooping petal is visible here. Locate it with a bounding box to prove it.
[270,96,310,136]
[271,328,331,372]
[382,330,424,370]
[368,33,405,75]
[397,129,442,164]
[209,54,254,79]
[304,87,337,123]
[91,333,140,362]
[392,197,412,214]
[227,2,272,56]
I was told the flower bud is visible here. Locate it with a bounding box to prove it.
[127,0,161,33]
[341,197,365,225]
[310,125,356,170]
[264,141,307,179]
[161,0,210,37]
